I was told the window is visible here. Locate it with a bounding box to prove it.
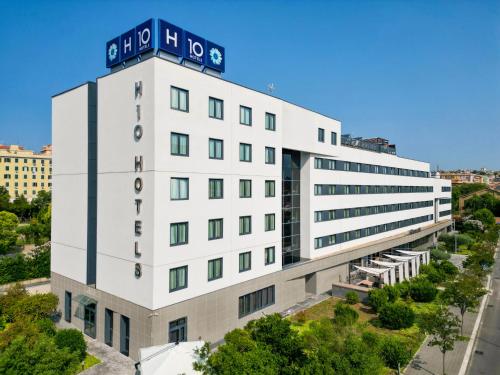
[169,266,188,292]
[208,219,223,240]
[240,105,252,125]
[239,252,251,272]
[209,179,223,199]
[239,216,251,235]
[265,147,275,164]
[318,128,325,142]
[239,143,252,162]
[64,291,71,323]
[170,222,188,246]
[209,138,223,159]
[265,213,275,231]
[170,178,189,200]
[238,286,275,318]
[208,258,223,281]
[265,246,275,265]
[331,132,337,145]
[265,112,276,131]
[169,317,187,343]
[170,86,189,112]
[209,97,223,119]
[105,308,113,347]
[265,180,275,197]
[171,132,189,156]
[239,179,252,198]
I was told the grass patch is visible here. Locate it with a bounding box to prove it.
[80,353,101,372]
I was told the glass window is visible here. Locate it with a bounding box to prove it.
[239,143,252,162]
[265,180,275,197]
[265,147,275,164]
[265,213,275,231]
[209,179,223,199]
[169,317,187,343]
[318,128,325,142]
[239,216,251,235]
[170,178,189,200]
[170,222,188,246]
[208,218,223,240]
[265,246,275,265]
[265,112,276,131]
[238,286,275,318]
[171,133,189,156]
[209,97,223,119]
[331,132,337,145]
[208,258,223,281]
[239,179,252,198]
[240,106,252,125]
[170,86,189,112]
[239,252,251,272]
[169,266,188,291]
[209,138,223,159]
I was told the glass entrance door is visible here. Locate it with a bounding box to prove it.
[84,303,96,338]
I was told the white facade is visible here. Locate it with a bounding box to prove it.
[52,56,452,313]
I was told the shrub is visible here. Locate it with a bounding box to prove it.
[383,285,400,303]
[395,281,411,299]
[380,336,412,369]
[368,288,388,312]
[379,302,415,330]
[431,248,451,261]
[333,302,359,326]
[345,291,359,305]
[54,329,87,362]
[361,331,381,349]
[420,263,445,284]
[295,310,307,325]
[437,260,459,279]
[473,208,495,227]
[410,278,438,302]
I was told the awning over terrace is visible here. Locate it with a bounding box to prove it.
[370,260,402,268]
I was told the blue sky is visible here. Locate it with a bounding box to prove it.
[0,0,498,169]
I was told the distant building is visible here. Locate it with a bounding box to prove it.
[0,144,52,200]
[440,172,485,185]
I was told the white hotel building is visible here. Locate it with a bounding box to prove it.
[51,55,452,359]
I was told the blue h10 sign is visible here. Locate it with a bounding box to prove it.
[106,18,225,73]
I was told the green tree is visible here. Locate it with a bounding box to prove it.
[344,291,359,305]
[380,336,412,372]
[333,303,359,326]
[472,208,495,227]
[419,305,463,375]
[379,302,415,330]
[0,186,10,212]
[442,272,487,335]
[30,190,51,218]
[0,211,19,254]
[410,278,438,302]
[384,284,400,302]
[55,329,87,362]
[10,195,30,221]
[368,288,388,312]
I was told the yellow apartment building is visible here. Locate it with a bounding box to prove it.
[0,144,52,201]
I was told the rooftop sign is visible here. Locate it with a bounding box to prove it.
[106,18,225,73]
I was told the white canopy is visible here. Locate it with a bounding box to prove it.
[371,260,402,268]
[384,254,414,261]
[354,265,390,276]
[137,341,204,375]
[397,250,426,256]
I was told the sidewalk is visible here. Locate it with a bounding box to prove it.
[405,306,478,375]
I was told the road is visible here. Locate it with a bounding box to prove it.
[466,247,500,375]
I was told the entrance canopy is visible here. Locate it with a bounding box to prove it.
[73,294,97,319]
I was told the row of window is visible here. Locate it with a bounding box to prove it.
[314,214,434,249]
[171,177,276,200]
[0,158,51,165]
[441,186,452,192]
[317,129,338,146]
[314,157,430,178]
[170,214,276,246]
[439,210,452,217]
[2,174,51,180]
[238,285,275,318]
[4,181,50,188]
[171,132,276,164]
[3,188,43,196]
[314,184,433,196]
[439,198,451,205]
[314,200,434,222]
[1,166,50,172]
[169,247,276,292]
[171,86,277,131]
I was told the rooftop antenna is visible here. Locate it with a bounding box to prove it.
[267,83,276,95]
